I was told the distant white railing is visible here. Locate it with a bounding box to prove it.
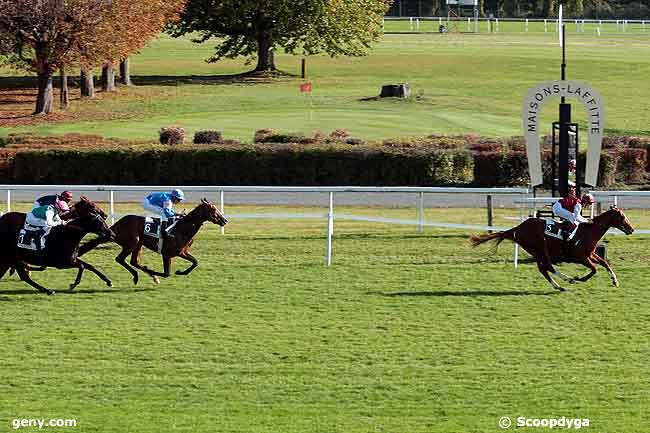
[0,185,531,266]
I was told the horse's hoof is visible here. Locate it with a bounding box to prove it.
[612,280,620,287]
[557,286,567,292]
[152,276,160,285]
[69,284,77,290]
[133,277,138,285]
[568,278,577,284]
[47,290,55,296]
[107,281,113,287]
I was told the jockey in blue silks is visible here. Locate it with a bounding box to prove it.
[142,189,185,236]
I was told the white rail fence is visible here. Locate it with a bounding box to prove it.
[1,185,530,266]
[383,16,650,33]
[3,185,649,266]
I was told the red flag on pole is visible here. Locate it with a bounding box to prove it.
[299,82,312,93]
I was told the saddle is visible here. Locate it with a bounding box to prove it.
[17,226,46,251]
[543,219,575,241]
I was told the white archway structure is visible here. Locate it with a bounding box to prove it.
[522,80,604,187]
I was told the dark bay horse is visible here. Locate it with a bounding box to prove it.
[0,197,115,295]
[470,206,634,291]
[78,198,227,284]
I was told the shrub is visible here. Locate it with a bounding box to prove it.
[329,129,350,141]
[469,141,503,153]
[503,151,529,185]
[256,133,316,144]
[254,128,278,143]
[473,152,505,186]
[615,147,647,184]
[345,138,365,146]
[598,151,619,187]
[193,130,222,144]
[159,127,185,145]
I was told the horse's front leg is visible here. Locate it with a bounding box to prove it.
[69,262,85,290]
[572,258,597,283]
[141,255,173,284]
[175,251,198,275]
[77,259,113,288]
[15,265,54,295]
[590,253,619,287]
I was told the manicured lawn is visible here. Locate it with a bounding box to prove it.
[2,32,650,142]
[1,204,649,432]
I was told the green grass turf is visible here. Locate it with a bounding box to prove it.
[2,31,650,142]
[1,204,649,432]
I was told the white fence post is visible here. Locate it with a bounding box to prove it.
[6,189,10,213]
[109,190,115,225]
[326,192,334,266]
[220,190,225,235]
[418,192,424,233]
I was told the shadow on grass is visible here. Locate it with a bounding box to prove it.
[0,71,294,90]
[376,290,559,297]
[0,286,153,296]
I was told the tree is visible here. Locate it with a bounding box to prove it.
[169,0,391,73]
[0,0,111,114]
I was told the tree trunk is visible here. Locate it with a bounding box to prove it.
[255,32,276,71]
[119,58,132,86]
[80,68,95,98]
[34,71,54,115]
[59,67,69,110]
[102,62,116,91]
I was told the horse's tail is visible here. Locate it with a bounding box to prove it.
[78,235,111,257]
[470,229,515,249]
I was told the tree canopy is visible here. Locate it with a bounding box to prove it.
[169,0,391,72]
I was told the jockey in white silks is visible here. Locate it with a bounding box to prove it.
[552,186,595,241]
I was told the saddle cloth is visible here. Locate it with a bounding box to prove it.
[17,226,46,251]
[543,219,564,240]
[144,217,162,239]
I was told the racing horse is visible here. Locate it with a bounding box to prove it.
[0,197,115,295]
[78,198,227,284]
[470,206,634,291]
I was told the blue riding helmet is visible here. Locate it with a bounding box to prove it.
[171,189,185,201]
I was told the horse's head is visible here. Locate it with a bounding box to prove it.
[599,206,635,235]
[197,198,228,227]
[71,197,115,240]
[73,196,108,219]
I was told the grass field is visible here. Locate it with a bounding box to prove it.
[2,31,650,141]
[1,203,650,432]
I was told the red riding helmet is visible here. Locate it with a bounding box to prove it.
[60,191,73,202]
[581,193,594,205]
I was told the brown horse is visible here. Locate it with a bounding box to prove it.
[470,206,634,291]
[78,198,227,284]
[0,197,116,295]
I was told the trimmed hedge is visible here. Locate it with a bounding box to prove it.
[11,145,474,186]
[5,132,650,187]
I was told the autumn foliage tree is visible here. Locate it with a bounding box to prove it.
[88,0,187,90]
[169,0,390,73]
[0,0,186,113]
[0,0,112,114]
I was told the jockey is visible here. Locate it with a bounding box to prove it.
[33,190,74,219]
[142,189,185,236]
[552,184,594,241]
[24,191,74,248]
